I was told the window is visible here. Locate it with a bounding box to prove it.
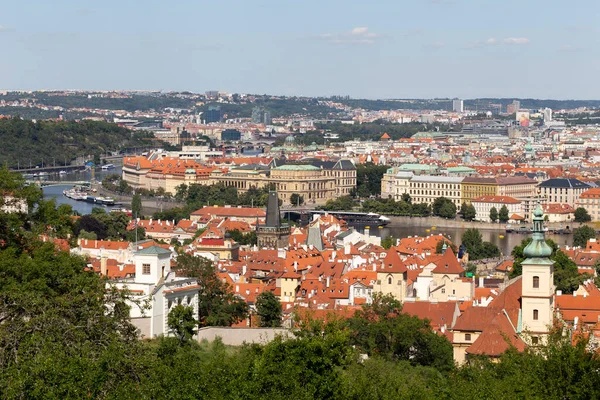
[142,263,151,275]
[533,309,539,320]
[465,333,471,341]
[388,277,393,285]
[442,288,446,294]
[533,276,539,289]
[532,336,539,345]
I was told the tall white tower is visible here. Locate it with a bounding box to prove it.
[520,204,554,345]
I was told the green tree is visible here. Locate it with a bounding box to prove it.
[381,236,395,249]
[346,293,454,371]
[168,305,198,344]
[499,205,510,223]
[461,202,476,221]
[401,193,411,203]
[461,228,500,260]
[290,193,304,206]
[256,291,282,327]
[439,202,457,219]
[574,225,596,248]
[490,206,499,222]
[132,192,143,218]
[175,253,248,326]
[574,207,592,223]
[432,197,450,216]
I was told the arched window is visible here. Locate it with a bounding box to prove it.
[533,276,539,288]
[412,288,417,297]
[388,276,393,285]
[533,309,539,320]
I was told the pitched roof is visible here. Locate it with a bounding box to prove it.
[431,248,464,275]
[136,245,172,255]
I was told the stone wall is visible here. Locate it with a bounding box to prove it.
[196,327,293,346]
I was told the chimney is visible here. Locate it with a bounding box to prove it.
[100,256,108,277]
[326,276,330,288]
[556,290,562,296]
[242,264,247,276]
[479,277,484,288]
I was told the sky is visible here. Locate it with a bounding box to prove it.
[1,0,599,99]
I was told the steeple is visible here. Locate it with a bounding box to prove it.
[520,202,554,344]
[265,191,281,228]
[523,203,552,259]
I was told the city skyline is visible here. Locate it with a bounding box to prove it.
[1,0,599,99]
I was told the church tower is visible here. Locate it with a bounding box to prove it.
[256,191,290,249]
[520,203,554,344]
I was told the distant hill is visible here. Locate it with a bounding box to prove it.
[0,118,154,168]
[336,98,600,111]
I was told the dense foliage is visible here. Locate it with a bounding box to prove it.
[353,163,389,197]
[174,253,248,327]
[574,207,592,223]
[0,117,154,168]
[461,228,501,260]
[362,197,431,217]
[573,225,597,248]
[432,197,456,219]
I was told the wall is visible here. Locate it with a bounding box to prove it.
[196,327,293,346]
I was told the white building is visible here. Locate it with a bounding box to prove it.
[113,245,200,338]
[471,195,523,222]
[452,99,464,113]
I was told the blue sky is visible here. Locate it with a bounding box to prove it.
[1,0,599,99]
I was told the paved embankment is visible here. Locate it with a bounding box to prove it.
[385,215,577,231]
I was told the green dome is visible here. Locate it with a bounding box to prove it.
[523,203,552,258]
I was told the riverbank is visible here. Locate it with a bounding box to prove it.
[386,215,578,231]
[92,183,186,214]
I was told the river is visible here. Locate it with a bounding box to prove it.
[41,167,123,215]
[359,224,573,256]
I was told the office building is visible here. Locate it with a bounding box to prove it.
[452,99,464,113]
[204,105,222,123]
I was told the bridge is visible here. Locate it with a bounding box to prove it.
[14,165,87,174]
[27,180,91,187]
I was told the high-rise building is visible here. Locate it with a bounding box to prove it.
[507,99,521,114]
[252,106,264,123]
[542,108,552,123]
[452,99,464,113]
[204,105,221,123]
[263,110,272,125]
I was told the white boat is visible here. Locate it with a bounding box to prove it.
[101,164,115,170]
[59,170,67,175]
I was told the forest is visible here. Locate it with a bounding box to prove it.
[0,118,155,168]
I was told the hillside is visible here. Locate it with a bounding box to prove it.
[0,117,154,168]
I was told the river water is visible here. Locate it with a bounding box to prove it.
[41,167,123,215]
[360,224,573,256]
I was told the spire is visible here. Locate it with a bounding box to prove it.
[265,191,281,228]
[523,203,552,258]
[442,241,448,254]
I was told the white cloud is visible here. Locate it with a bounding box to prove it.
[319,27,380,45]
[0,25,6,32]
[503,37,530,45]
[466,37,530,49]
